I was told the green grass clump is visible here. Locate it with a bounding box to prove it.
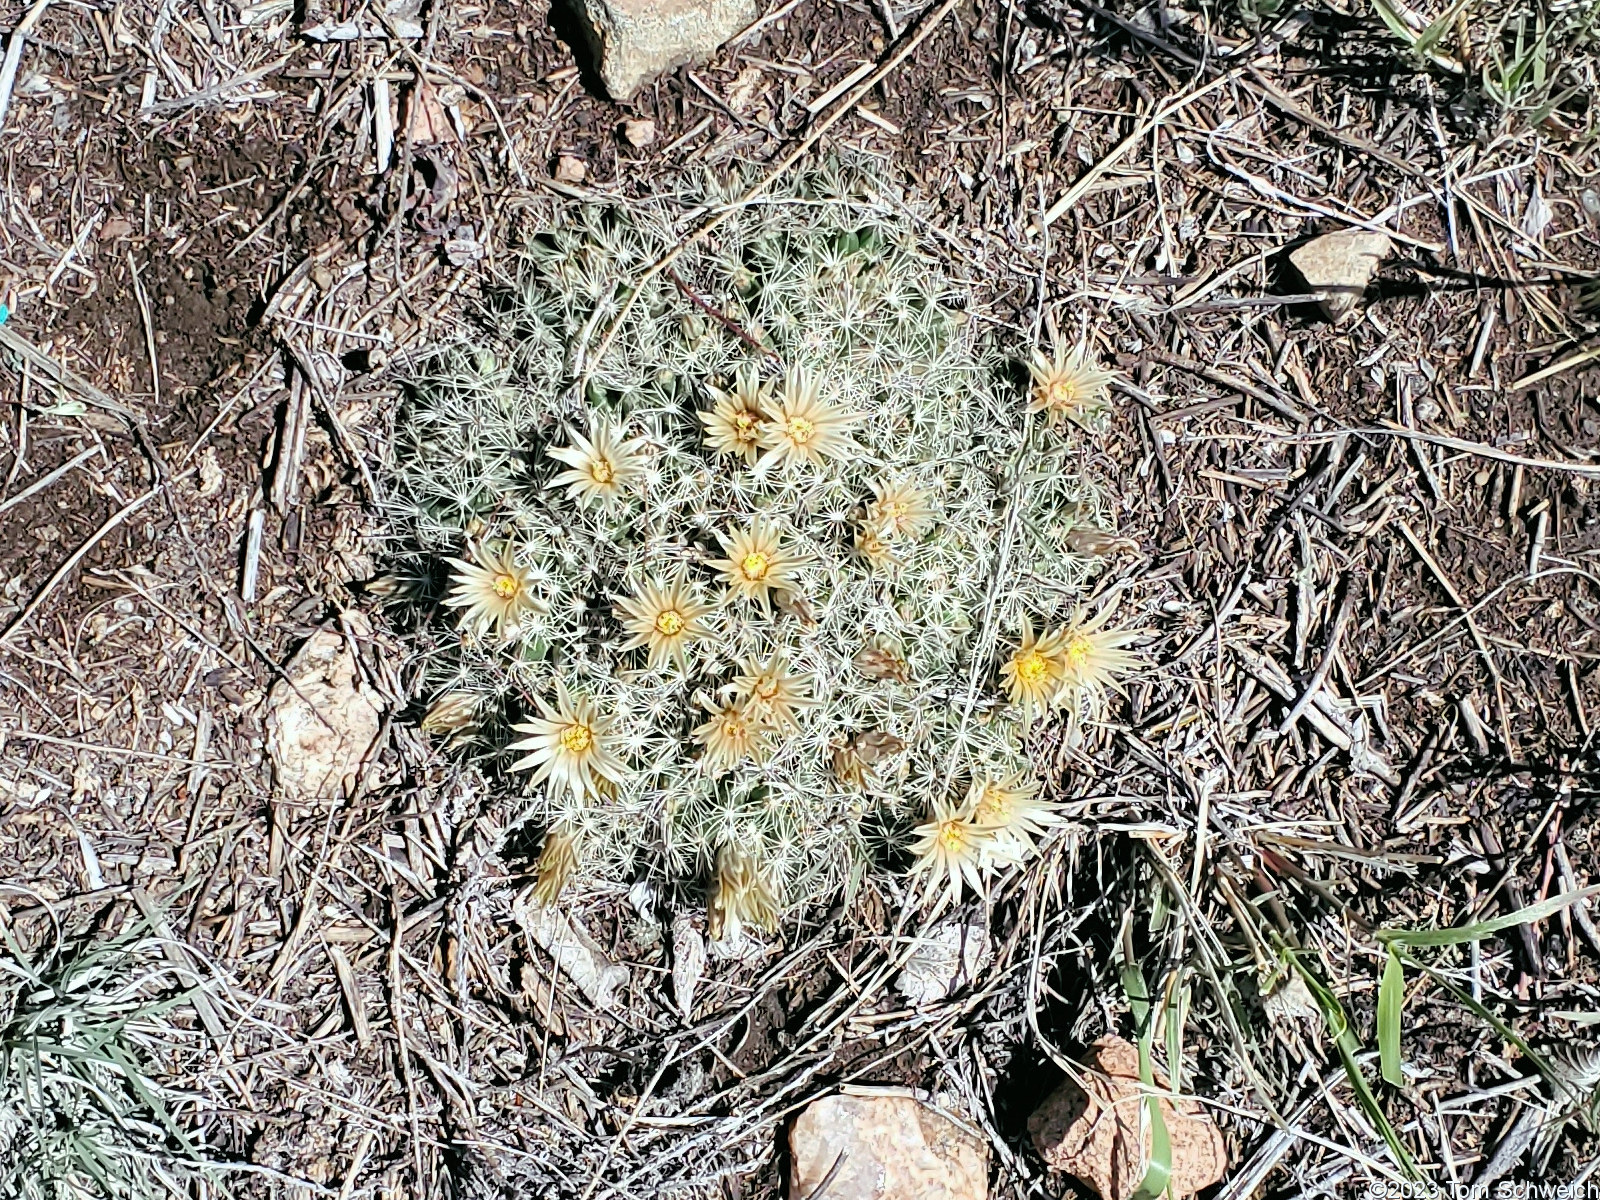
[0,915,217,1198]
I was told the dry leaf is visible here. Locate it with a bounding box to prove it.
[670,911,705,1019]
[724,65,765,114]
[833,729,905,787]
[405,80,452,146]
[1065,527,1138,556]
[773,588,816,628]
[513,890,630,1009]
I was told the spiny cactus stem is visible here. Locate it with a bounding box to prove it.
[576,0,965,390]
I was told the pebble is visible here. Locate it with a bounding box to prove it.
[567,0,757,102]
[790,1093,988,1200]
[1028,1036,1227,1200]
[264,613,384,804]
[1288,228,1392,322]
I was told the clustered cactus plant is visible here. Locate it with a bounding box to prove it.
[391,162,1140,937]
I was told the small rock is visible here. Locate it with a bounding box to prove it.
[1028,1036,1227,1200]
[554,153,586,184]
[619,117,656,147]
[565,0,758,102]
[1288,228,1391,322]
[264,615,383,804]
[790,1093,988,1200]
[894,916,991,1006]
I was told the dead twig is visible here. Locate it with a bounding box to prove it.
[664,267,780,362]
[0,0,52,135]
[1277,574,1355,735]
[1395,519,1517,762]
[0,472,189,649]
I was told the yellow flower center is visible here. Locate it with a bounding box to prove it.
[785,416,816,446]
[1013,650,1051,686]
[733,410,759,441]
[721,715,747,740]
[974,786,1008,823]
[559,723,595,754]
[754,676,779,701]
[882,499,908,520]
[491,572,520,599]
[654,608,685,636]
[1045,378,1078,410]
[741,551,772,581]
[937,821,968,852]
[590,457,616,485]
[1062,634,1094,672]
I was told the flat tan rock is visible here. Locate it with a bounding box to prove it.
[566,0,756,102]
[790,1093,988,1200]
[1027,1036,1226,1200]
[1288,228,1391,321]
[264,614,383,804]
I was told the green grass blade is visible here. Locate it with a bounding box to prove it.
[1378,948,1405,1087]
[1367,0,1419,46]
[1413,0,1475,58]
[1284,950,1424,1181]
[1130,1091,1173,1200]
[1121,960,1175,1199]
[1379,885,1600,947]
[1399,951,1566,1097]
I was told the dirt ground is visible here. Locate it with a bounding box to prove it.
[2,0,1599,1194]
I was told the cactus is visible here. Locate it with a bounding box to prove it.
[387,161,1136,930]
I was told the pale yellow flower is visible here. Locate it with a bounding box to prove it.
[444,542,545,640]
[854,526,901,574]
[708,844,781,940]
[711,518,806,610]
[865,478,934,539]
[1054,607,1144,720]
[614,576,715,671]
[908,797,999,908]
[509,685,629,803]
[999,617,1069,718]
[548,419,646,508]
[692,694,771,775]
[700,369,771,464]
[531,824,580,907]
[420,691,480,737]
[730,652,816,730]
[967,771,1060,863]
[756,367,858,472]
[1027,342,1118,427]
